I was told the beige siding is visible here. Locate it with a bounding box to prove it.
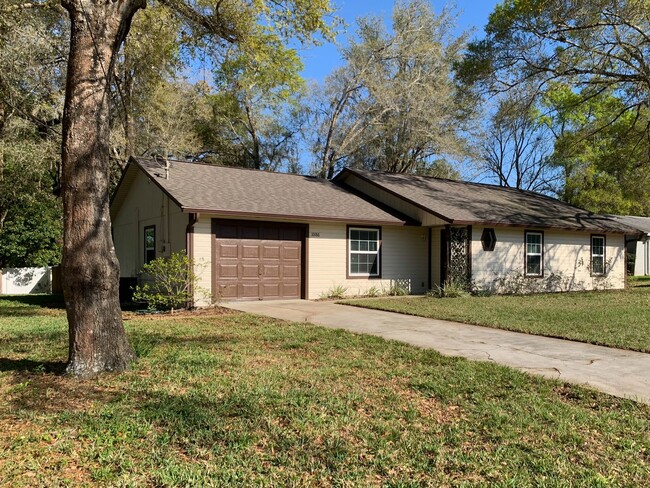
[192,217,213,306]
[343,175,448,226]
[192,215,428,302]
[308,222,428,299]
[430,227,442,287]
[112,168,186,278]
[471,226,626,292]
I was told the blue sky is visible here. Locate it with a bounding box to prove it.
[299,0,501,83]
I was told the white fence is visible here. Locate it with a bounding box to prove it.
[0,267,52,295]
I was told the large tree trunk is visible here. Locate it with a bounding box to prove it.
[61,0,145,376]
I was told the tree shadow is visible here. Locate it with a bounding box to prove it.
[0,358,66,374]
[0,294,65,308]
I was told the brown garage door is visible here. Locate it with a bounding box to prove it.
[212,220,305,301]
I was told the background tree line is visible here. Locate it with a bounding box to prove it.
[2,0,650,266]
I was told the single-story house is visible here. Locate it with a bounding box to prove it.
[610,215,650,276]
[110,157,642,304]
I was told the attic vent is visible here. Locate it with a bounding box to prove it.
[481,228,497,252]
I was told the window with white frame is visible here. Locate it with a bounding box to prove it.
[591,235,606,275]
[525,231,543,276]
[348,227,380,277]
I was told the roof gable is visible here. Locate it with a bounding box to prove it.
[118,158,410,225]
[337,168,641,234]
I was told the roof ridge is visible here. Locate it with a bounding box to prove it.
[347,167,597,214]
[133,156,325,181]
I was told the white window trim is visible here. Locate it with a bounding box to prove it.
[591,235,606,276]
[525,231,543,277]
[348,227,380,277]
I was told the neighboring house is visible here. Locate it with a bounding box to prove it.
[0,267,52,295]
[110,158,642,304]
[610,215,650,276]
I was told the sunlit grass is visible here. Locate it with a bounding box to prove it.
[0,296,648,485]
[342,279,650,352]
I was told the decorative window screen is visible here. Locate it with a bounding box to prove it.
[448,226,470,282]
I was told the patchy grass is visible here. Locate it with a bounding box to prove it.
[0,297,649,486]
[342,279,650,353]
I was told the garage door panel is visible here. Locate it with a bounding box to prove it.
[240,283,260,299]
[282,264,299,278]
[281,283,300,297]
[242,244,260,258]
[241,263,260,279]
[218,263,239,279]
[262,283,280,299]
[262,244,281,259]
[213,220,304,301]
[262,263,280,278]
[217,284,237,299]
[282,244,300,260]
[217,242,238,258]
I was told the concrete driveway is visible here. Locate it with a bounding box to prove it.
[223,299,650,404]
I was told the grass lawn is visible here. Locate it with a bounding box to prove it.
[0,296,649,486]
[341,277,650,353]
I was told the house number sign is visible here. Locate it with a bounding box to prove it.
[311,232,320,237]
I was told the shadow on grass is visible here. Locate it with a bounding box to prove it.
[0,294,65,308]
[0,358,66,374]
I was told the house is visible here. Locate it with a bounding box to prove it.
[610,215,650,276]
[110,157,642,304]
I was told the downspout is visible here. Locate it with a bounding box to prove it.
[186,213,199,308]
[643,234,650,276]
[427,227,432,291]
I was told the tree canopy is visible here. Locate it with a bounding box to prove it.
[460,0,650,214]
[309,0,472,178]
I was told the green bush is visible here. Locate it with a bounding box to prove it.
[321,284,348,299]
[132,252,204,312]
[427,277,470,298]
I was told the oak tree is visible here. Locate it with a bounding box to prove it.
[2,0,332,376]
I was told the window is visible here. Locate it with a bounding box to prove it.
[481,228,497,251]
[525,231,543,277]
[591,235,606,276]
[348,227,380,277]
[144,226,156,264]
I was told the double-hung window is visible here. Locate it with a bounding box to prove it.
[348,227,380,277]
[144,226,156,264]
[525,231,543,277]
[591,235,606,275]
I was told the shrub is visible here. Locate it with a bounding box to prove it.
[387,281,409,296]
[321,284,348,299]
[365,285,383,297]
[132,252,204,312]
[427,277,471,298]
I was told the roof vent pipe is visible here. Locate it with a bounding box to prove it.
[164,158,170,180]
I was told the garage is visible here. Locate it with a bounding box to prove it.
[211,219,306,300]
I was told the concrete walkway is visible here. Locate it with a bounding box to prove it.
[223,299,650,404]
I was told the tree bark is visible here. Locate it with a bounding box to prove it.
[61,0,145,376]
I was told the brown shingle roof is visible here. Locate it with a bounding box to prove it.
[609,215,650,235]
[131,158,409,225]
[339,168,641,234]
